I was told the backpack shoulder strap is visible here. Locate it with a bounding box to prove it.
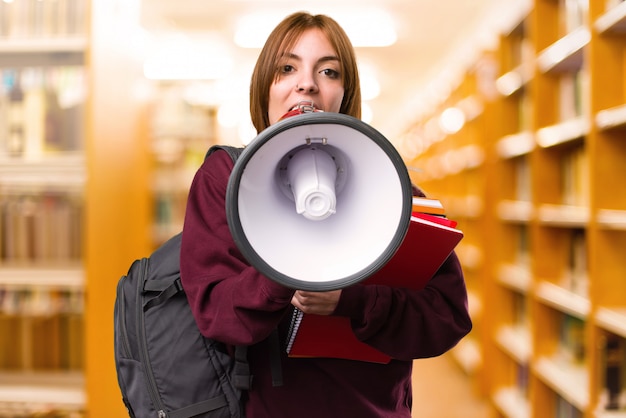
[231,330,283,390]
[206,144,244,162]
[232,345,252,390]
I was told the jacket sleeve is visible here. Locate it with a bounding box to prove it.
[332,186,472,360]
[332,251,472,360]
[180,149,295,346]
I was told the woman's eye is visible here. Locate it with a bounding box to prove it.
[281,65,295,73]
[320,68,340,79]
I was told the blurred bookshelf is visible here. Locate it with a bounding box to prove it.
[1,0,151,416]
[148,83,219,247]
[0,2,87,413]
[403,0,626,416]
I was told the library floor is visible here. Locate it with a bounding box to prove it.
[411,353,493,418]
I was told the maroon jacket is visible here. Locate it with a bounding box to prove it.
[180,148,472,418]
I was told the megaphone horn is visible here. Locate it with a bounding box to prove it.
[226,112,413,291]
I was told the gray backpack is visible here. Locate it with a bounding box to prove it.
[114,145,254,418]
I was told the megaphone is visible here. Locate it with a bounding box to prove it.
[226,111,413,291]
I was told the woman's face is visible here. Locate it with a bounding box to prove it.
[267,28,345,125]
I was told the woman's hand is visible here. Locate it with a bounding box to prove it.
[291,290,342,315]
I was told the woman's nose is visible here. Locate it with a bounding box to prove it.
[295,75,318,93]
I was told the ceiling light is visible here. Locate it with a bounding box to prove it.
[144,34,233,80]
[234,9,397,48]
[439,107,465,134]
[337,9,397,47]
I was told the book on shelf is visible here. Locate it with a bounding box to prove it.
[0,67,85,158]
[560,0,588,35]
[558,313,585,364]
[0,288,84,371]
[0,0,87,39]
[513,292,529,328]
[516,224,530,268]
[518,89,533,132]
[517,362,530,397]
[560,145,589,207]
[0,192,83,263]
[515,156,532,202]
[558,70,587,122]
[601,333,625,411]
[507,30,533,71]
[563,228,588,297]
[556,394,583,418]
[286,202,463,363]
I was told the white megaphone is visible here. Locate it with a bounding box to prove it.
[226,109,413,291]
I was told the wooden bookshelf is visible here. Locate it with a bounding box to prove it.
[0,0,150,415]
[589,0,626,415]
[403,0,626,416]
[407,50,500,396]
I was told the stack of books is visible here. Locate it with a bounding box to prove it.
[286,196,463,363]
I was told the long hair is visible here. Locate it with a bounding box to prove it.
[249,12,362,132]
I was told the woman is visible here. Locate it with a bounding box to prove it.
[180,11,472,418]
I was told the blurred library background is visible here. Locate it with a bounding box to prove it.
[1,0,626,416]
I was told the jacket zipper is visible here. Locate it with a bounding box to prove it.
[136,258,168,417]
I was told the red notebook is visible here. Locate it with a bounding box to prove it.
[412,211,458,228]
[286,213,464,363]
